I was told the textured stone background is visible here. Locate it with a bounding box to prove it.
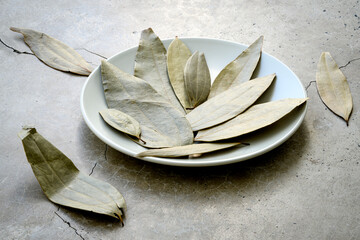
[1,0,359,239]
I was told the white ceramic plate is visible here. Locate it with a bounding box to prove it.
[81,38,307,167]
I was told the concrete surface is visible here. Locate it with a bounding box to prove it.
[1,0,359,239]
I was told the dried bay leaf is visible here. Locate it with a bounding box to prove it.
[186,74,276,131]
[18,127,126,223]
[167,37,192,110]
[137,142,242,158]
[195,98,308,142]
[99,109,142,140]
[208,36,263,99]
[10,27,93,76]
[134,28,184,113]
[184,51,211,108]
[101,60,193,148]
[316,52,353,125]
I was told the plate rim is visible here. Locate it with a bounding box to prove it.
[80,37,307,167]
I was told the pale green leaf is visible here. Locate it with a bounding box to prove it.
[195,98,308,142]
[184,51,211,108]
[18,127,126,224]
[134,28,184,113]
[316,52,353,125]
[137,142,242,158]
[99,109,141,139]
[167,37,192,110]
[186,74,275,131]
[10,27,93,76]
[208,36,263,98]
[101,60,193,148]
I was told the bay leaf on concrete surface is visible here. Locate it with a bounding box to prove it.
[18,127,126,224]
[10,27,93,76]
[316,52,353,125]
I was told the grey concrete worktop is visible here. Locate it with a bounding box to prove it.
[1,0,359,239]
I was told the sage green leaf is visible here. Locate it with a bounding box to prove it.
[101,60,193,148]
[167,37,192,110]
[10,27,93,76]
[137,142,242,158]
[195,98,308,142]
[18,127,126,224]
[208,36,264,99]
[184,51,211,108]
[316,52,353,125]
[187,74,275,131]
[99,109,141,140]
[134,28,184,113]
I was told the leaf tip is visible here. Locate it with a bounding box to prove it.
[255,35,264,44]
[142,27,154,35]
[100,59,108,68]
[114,212,125,226]
[10,27,21,33]
[18,126,36,140]
[136,152,145,158]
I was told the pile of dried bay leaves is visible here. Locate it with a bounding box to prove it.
[99,28,307,158]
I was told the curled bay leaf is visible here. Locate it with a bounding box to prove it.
[167,37,192,110]
[102,60,193,148]
[137,142,242,158]
[186,74,275,131]
[134,28,184,113]
[316,52,353,125]
[208,36,263,98]
[195,98,308,142]
[184,51,211,108]
[10,27,93,76]
[99,109,142,140]
[18,127,126,224]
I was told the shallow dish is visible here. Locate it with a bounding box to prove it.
[81,38,307,167]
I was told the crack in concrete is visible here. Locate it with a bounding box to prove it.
[75,47,107,59]
[89,162,97,176]
[0,38,34,55]
[339,57,360,69]
[305,81,316,92]
[104,144,108,161]
[55,211,85,240]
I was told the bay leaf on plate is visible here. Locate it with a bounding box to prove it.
[10,27,93,76]
[99,109,141,140]
[18,127,126,223]
[134,28,184,113]
[186,74,275,131]
[316,52,353,125]
[195,98,308,142]
[184,51,211,108]
[167,37,192,110]
[101,60,193,148]
[208,36,263,98]
[137,142,241,158]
